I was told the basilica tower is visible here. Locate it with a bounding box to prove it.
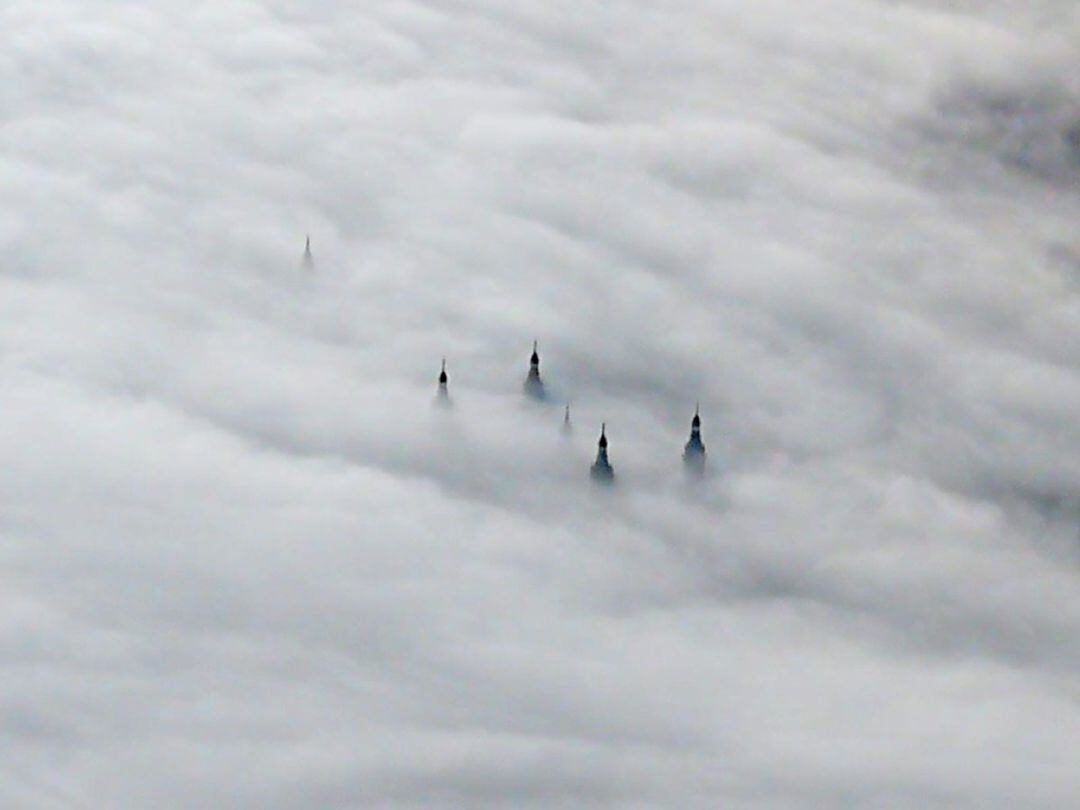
[524,341,545,399]
[683,404,706,475]
[437,358,449,401]
[590,424,615,483]
[302,235,314,269]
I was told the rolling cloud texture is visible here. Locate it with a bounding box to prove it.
[2,1,1079,807]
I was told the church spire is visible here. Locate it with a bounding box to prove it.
[562,402,572,434]
[591,423,614,483]
[302,234,314,269]
[524,339,545,399]
[437,358,449,400]
[683,403,706,475]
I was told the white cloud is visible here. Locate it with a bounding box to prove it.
[1,1,1078,807]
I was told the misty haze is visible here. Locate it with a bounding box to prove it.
[2,1,1079,808]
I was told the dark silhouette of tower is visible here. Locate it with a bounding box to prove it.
[562,403,572,435]
[524,340,545,399]
[302,235,314,269]
[436,358,449,402]
[683,403,706,475]
[591,423,614,483]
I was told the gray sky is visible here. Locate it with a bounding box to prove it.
[2,1,1078,807]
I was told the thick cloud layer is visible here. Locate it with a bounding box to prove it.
[2,1,1078,807]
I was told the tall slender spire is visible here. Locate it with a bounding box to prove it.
[524,339,545,399]
[302,234,314,269]
[562,402,572,434]
[591,423,614,483]
[683,403,706,475]
[437,358,449,401]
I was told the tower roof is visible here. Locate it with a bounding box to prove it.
[530,340,539,366]
[598,423,607,448]
[438,358,447,384]
[692,402,700,429]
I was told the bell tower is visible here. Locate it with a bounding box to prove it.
[590,423,615,483]
[437,358,449,400]
[524,340,545,399]
[683,404,706,475]
[302,235,314,269]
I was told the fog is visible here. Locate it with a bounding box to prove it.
[2,1,1078,807]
